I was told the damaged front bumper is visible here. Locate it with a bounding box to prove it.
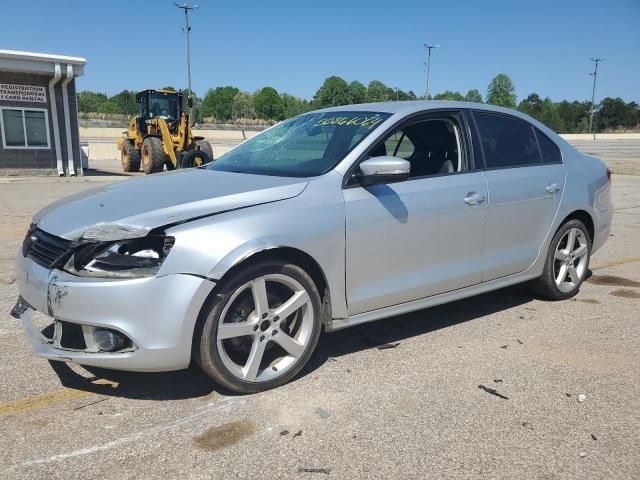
[12,251,215,372]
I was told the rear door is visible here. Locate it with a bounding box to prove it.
[472,111,566,281]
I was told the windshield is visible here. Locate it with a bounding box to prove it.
[208,111,391,177]
[148,93,180,121]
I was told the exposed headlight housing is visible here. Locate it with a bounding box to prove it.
[63,233,174,278]
[82,223,151,241]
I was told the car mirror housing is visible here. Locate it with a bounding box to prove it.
[356,156,411,186]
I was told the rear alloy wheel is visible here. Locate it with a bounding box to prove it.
[530,219,591,300]
[141,137,165,174]
[195,261,322,393]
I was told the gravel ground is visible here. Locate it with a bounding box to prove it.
[0,174,638,479]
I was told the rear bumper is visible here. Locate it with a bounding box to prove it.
[592,181,613,254]
[13,251,215,372]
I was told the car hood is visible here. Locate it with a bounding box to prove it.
[34,169,308,240]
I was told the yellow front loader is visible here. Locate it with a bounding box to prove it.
[116,89,213,174]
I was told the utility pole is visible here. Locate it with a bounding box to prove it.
[423,44,439,99]
[174,2,199,102]
[589,57,605,140]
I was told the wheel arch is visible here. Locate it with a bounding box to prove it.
[219,246,329,308]
[559,209,595,243]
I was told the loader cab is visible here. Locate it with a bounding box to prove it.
[136,90,183,130]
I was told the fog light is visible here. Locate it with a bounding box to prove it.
[93,328,128,352]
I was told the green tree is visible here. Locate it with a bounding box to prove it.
[556,100,591,133]
[76,91,108,112]
[254,87,285,120]
[109,90,136,116]
[96,100,121,114]
[281,94,312,118]
[596,97,639,131]
[394,89,416,101]
[314,76,352,108]
[433,90,465,101]
[518,93,543,119]
[162,86,176,91]
[486,74,516,108]
[464,89,483,103]
[190,94,203,123]
[365,80,393,103]
[539,98,563,132]
[201,86,240,121]
[231,92,255,120]
[349,81,367,104]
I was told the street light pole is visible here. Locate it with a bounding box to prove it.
[423,44,439,99]
[174,2,199,100]
[589,57,605,140]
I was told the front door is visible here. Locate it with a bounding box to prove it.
[343,113,488,315]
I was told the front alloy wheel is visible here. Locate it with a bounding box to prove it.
[195,261,322,393]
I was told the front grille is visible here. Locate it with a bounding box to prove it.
[23,227,75,269]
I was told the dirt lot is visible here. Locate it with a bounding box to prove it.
[0,174,639,479]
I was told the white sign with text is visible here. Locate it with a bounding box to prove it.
[0,84,47,103]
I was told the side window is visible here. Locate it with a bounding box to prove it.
[369,118,462,178]
[474,112,541,168]
[535,129,562,164]
[383,131,415,159]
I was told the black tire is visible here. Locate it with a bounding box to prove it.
[194,260,322,394]
[181,148,211,169]
[141,137,165,174]
[194,139,214,162]
[530,219,592,300]
[121,141,140,172]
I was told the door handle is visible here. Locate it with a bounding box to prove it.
[464,192,486,206]
[545,183,560,193]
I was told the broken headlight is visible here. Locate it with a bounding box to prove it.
[63,234,174,278]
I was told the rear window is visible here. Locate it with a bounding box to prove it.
[535,129,562,164]
[474,112,541,168]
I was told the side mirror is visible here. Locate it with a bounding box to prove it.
[356,156,410,186]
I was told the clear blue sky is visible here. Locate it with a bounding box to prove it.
[1,0,638,103]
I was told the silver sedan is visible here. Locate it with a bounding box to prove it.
[12,101,613,393]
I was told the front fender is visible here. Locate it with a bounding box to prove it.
[159,177,347,318]
[204,236,302,280]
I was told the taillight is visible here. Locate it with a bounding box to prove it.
[606,168,612,183]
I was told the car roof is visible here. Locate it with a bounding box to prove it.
[318,100,519,116]
[315,100,561,142]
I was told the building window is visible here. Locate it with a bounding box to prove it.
[0,107,50,149]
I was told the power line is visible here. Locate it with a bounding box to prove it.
[589,57,605,139]
[423,44,439,99]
